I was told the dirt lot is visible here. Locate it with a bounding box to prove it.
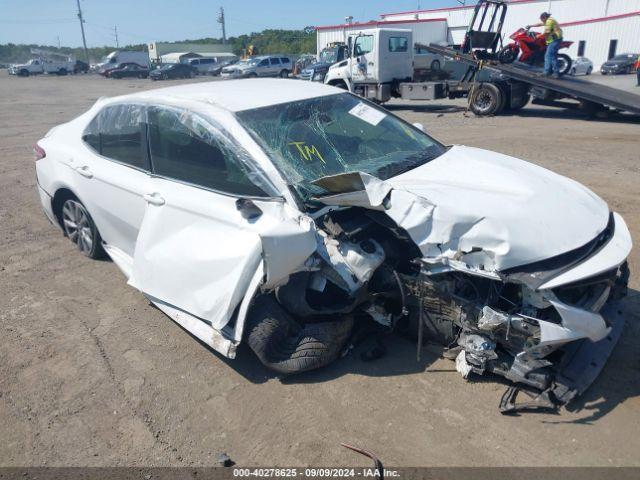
[1,71,639,467]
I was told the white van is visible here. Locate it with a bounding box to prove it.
[187,57,217,75]
[97,51,148,72]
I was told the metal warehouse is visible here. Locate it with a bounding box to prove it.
[316,0,640,71]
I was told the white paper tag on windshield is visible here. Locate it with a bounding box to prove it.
[348,102,386,126]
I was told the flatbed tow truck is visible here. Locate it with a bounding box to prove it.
[424,42,640,117]
[324,0,639,118]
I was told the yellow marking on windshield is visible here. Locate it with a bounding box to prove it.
[402,125,416,140]
[289,141,326,164]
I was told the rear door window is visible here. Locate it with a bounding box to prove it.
[269,58,281,65]
[147,106,272,197]
[389,36,408,52]
[82,104,149,171]
[280,57,290,64]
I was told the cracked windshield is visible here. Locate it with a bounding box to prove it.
[236,93,445,201]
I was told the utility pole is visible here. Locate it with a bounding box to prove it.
[217,6,226,44]
[75,0,90,62]
[57,36,61,49]
[114,26,119,48]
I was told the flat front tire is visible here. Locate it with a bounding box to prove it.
[61,199,104,259]
[245,295,354,375]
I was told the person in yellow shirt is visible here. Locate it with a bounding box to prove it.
[527,12,564,78]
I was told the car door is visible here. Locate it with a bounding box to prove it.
[129,105,315,330]
[268,57,281,76]
[351,34,375,83]
[256,58,269,76]
[77,103,151,259]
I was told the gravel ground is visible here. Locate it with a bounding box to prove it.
[0,71,639,467]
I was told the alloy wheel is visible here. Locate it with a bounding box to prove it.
[62,199,94,256]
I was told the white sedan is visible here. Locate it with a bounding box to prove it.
[35,80,632,412]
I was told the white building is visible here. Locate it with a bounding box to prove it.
[316,0,640,71]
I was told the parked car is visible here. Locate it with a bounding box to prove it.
[298,45,347,82]
[220,56,291,78]
[601,53,639,75]
[149,63,196,80]
[569,57,593,76]
[34,80,631,412]
[103,62,140,78]
[206,59,238,76]
[187,57,218,75]
[414,44,445,71]
[108,63,149,79]
[73,60,90,74]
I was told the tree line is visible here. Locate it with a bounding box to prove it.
[0,28,317,64]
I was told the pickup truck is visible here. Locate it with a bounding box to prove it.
[8,58,75,76]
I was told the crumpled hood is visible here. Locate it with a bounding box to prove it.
[386,145,610,271]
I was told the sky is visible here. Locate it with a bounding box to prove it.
[0,0,465,47]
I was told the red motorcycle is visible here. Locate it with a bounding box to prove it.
[499,27,573,75]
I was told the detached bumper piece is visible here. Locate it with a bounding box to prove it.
[499,301,626,414]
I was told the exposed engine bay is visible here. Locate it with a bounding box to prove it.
[247,204,630,414]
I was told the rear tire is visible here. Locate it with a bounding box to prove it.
[279,69,289,78]
[586,67,593,75]
[245,295,354,375]
[60,198,105,259]
[469,83,504,116]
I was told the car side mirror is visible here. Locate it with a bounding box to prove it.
[236,198,263,220]
[412,122,425,132]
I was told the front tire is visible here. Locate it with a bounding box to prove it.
[557,54,572,76]
[245,295,354,375]
[61,199,105,259]
[498,45,519,64]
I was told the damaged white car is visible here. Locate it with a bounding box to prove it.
[35,79,632,412]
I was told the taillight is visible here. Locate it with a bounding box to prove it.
[34,143,46,161]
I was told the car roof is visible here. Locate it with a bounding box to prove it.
[120,79,342,112]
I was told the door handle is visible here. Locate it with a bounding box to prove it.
[143,192,165,206]
[75,165,93,178]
